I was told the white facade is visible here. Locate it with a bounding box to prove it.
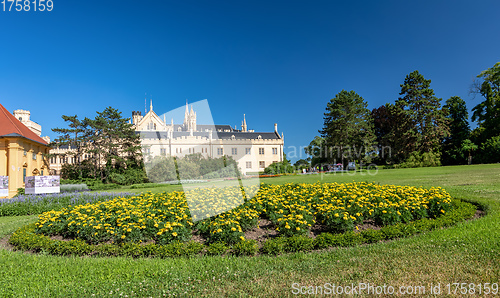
[135,101,284,175]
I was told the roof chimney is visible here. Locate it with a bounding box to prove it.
[274,123,278,133]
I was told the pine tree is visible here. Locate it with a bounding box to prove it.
[397,70,449,155]
[85,107,143,181]
[320,90,376,166]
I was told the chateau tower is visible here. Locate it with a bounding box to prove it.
[241,114,247,132]
[183,102,196,132]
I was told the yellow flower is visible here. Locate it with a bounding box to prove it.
[121,235,126,239]
[172,232,178,237]
[296,227,300,231]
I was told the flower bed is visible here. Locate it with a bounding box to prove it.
[9,198,477,257]
[28,182,454,246]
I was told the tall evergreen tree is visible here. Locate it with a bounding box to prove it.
[397,70,449,155]
[320,90,376,166]
[85,107,143,181]
[442,96,470,165]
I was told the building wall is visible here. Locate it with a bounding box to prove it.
[141,136,284,175]
[0,138,49,198]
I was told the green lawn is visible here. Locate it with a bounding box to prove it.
[1,164,499,297]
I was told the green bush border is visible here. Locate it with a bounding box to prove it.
[8,199,477,258]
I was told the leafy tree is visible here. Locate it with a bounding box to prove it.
[397,70,449,155]
[442,96,470,165]
[304,136,328,166]
[471,62,500,142]
[371,103,413,164]
[460,139,478,165]
[52,107,145,184]
[479,136,500,164]
[264,154,294,174]
[293,158,311,169]
[320,90,376,166]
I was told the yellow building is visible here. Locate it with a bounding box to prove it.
[0,103,50,198]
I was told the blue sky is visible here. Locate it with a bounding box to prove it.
[1,0,499,162]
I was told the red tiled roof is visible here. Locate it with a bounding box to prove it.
[0,103,49,145]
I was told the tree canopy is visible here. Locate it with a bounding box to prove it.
[442,96,470,165]
[319,90,376,165]
[52,107,145,184]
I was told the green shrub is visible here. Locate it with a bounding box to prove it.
[120,243,144,257]
[14,188,25,197]
[206,242,229,256]
[313,233,340,249]
[360,229,384,243]
[95,243,122,257]
[399,151,442,168]
[337,231,364,247]
[261,237,287,255]
[284,235,314,252]
[232,239,258,256]
[380,224,405,239]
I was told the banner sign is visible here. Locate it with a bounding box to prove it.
[0,176,8,197]
[25,176,60,195]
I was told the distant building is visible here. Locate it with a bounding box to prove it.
[13,109,50,143]
[134,101,284,175]
[48,100,285,176]
[0,104,51,198]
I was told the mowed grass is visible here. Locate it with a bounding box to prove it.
[1,164,499,297]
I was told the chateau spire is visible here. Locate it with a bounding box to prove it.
[242,114,247,132]
[150,98,153,112]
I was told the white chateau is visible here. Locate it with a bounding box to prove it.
[135,101,284,175]
[48,101,285,175]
